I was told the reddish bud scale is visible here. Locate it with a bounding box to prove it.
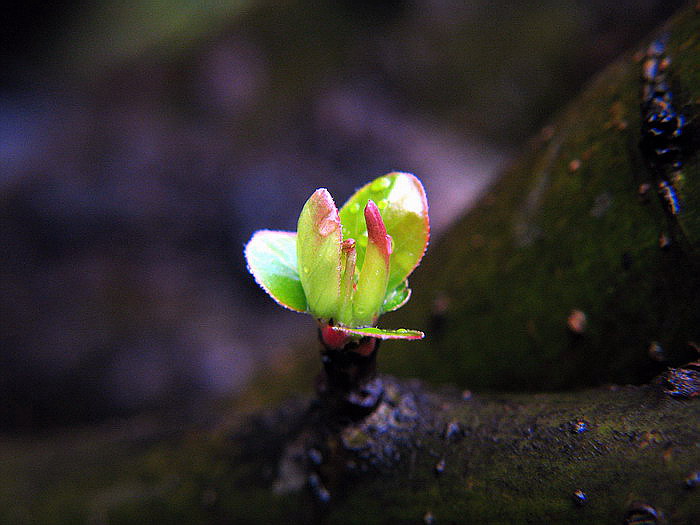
[321,324,351,350]
[364,200,392,264]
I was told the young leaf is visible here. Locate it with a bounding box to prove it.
[296,188,342,319]
[339,172,429,293]
[329,325,424,340]
[381,280,411,314]
[244,230,308,312]
[338,239,357,326]
[353,200,391,326]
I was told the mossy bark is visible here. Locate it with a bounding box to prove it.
[1,375,697,524]
[3,5,700,525]
[383,4,700,392]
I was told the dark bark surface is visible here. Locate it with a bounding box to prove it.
[2,5,700,525]
[384,4,700,393]
[1,374,697,523]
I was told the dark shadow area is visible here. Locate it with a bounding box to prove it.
[0,0,686,431]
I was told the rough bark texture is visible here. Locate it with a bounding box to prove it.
[3,5,700,525]
[1,375,697,524]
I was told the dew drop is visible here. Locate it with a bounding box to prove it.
[623,501,663,524]
[423,511,435,525]
[377,199,388,210]
[572,420,588,434]
[371,177,391,192]
[573,489,587,506]
[303,266,310,274]
[685,470,699,489]
[349,202,361,214]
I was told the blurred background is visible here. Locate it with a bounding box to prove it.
[0,0,685,431]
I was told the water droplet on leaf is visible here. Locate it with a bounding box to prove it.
[371,177,391,191]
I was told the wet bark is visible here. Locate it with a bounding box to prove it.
[0,372,697,524]
[2,5,700,525]
[316,334,383,424]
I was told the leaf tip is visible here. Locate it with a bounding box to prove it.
[364,199,392,262]
[309,188,341,237]
[243,230,307,313]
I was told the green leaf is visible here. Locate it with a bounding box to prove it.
[297,188,342,319]
[330,325,424,340]
[244,230,307,312]
[381,280,411,314]
[337,239,357,326]
[339,172,430,293]
[353,200,391,326]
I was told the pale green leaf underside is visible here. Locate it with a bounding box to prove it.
[332,325,424,340]
[244,230,307,312]
[339,172,429,293]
